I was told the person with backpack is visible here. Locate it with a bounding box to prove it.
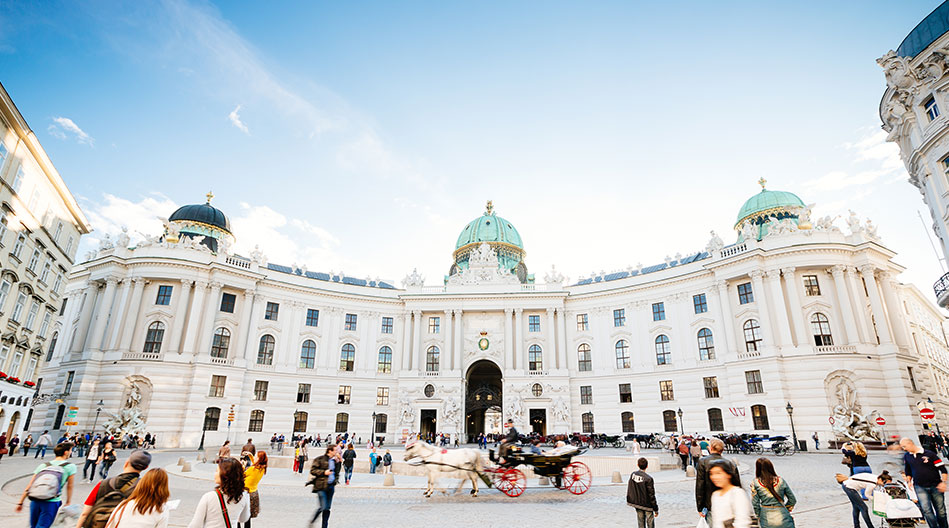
[341,445,356,485]
[76,449,152,528]
[187,458,250,528]
[103,468,169,528]
[382,450,392,474]
[98,442,118,480]
[35,431,52,459]
[15,442,77,528]
[240,452,267,528]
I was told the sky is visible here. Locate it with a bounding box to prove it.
[0,0,945,300]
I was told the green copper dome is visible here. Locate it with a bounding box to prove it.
[735,186,805,227]
[455,203,523,250]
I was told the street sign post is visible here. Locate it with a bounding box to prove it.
[64,406,79,427]
[921,408,936,420]
[875,417,886,426]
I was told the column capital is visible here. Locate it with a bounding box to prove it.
[713,280,728,292]
[444,309,453,316]
[764,269,782,280]
[179,278,194,287]
[858,264,878,277]
[244,288,256,297]
[504,308,514,315]
[514,308,524,315]
[546,307,555,315]
[194,280,209,289]
[780,266,796,276]
[829,264,847,277]
[291,301,305,309]
[208,281,224,290]
[412,310,423,317]
[103,276,121,286]
[130,276,146,285]
[750,269,765,281]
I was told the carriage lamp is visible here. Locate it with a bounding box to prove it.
[677,408,684,435]
[786,402,798,449]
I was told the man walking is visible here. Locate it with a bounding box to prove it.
[342,444,356,485]
[812,432,820,451]
[627,457,659,528]
[309,444,340,528]
[695,438,741,526]
[34,430,52,459]
[15,442,77,528]
[75,450,151,528]
[902,437,949,528]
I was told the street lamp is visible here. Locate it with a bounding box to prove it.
[786,402,798,449]
[371,412,377,446]
[677,408,684,435]
[91,400,104,437]
[929,398,943,435]
[198,410,209,452]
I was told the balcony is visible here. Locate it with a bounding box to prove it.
[935,272,949,308]
[528,370,548,376]
[210,356,235,366]
[737,349,761,360]
[121,352,162,361]
[816,345,857,355]
[424,371,439,377]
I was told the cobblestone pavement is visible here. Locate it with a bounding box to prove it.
[0,447,896,527]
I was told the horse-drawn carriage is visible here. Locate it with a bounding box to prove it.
[485,444,592,497]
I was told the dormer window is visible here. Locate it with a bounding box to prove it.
[926,96,940,121]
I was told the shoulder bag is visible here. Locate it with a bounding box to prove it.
[216,489,232,528]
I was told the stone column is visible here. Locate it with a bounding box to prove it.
[105,279,133,351]
[845,267,871,343]
[71,281,99,354]
[713,281,736,357]
[239,290,263,362]
[401,312,413,371]
[87,277,119,352]
[180,280,207,356]
[454,309,463,371]
[195,282,222,357]
[167,279,193,354]
[514,308,524,370]
[546,308,556,371]
[283,302,304,368]
[860,265,893,344]
[830,265,860,344]
[320,308,341,369]
[556,308,567,370]
[412,310,422,372]
[750,270,774,347]
[879,272,911,348]
[504,309,514,370]
[443,309,453,371]
[765,270,792,347]
[780,267,808,347]
[358,310,373,371]
[118,278,146,351]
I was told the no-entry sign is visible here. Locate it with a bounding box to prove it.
[875,417,886,426]
[921,408,936,420]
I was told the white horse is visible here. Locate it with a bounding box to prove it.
[404,441,484,497]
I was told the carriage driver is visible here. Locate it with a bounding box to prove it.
[498,422,520,464]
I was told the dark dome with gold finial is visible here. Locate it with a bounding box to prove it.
[169,192,232,234]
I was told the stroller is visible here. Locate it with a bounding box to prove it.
[875,481,922,527]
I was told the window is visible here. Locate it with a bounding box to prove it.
[652,302,665,321]
[11,233,25,259]
[340,344,355,371]
[703,376,720,398]
[375,413,388,434]
[25,356,37,380]
[0,212,6,245]
[305,308,320,327]
[577,343,592,371]
[531,383,543,397]
[294,411,308,433]
[297,383,311,403]
[528,344,543,371]
[249,410,264,432]
[580,385,593,405]
[264,302,279,321]
[615,340,630,369]
[300,340,317,369]
[613,308,626,327]
[926,96,941,121]
[621,411,635,433]
[25,301,38,330]
[378,346,393,373]
[663,410,678,432]
[155,285,173,305]
[59,298,66,316]
[45,332,58,362]
[344,313,357,331]
[708,408,724,431]
[257,335,275,365]
[0,345,9,370]
[52,272,63,295]
[335,412,349,432]
[65,236,73,255]
[429,316,440,334]
[693,293,708,314]
[338,385,351,404]
[219,293,236,313]
[697,328,715,360]
[376,387,389,406]
[10,350,23,375]
[655,334,671,365]
[143,322,165,354]
[0,279,10,310]
[203,407,221,431]
[381,316,393,334]
[577,313,589,331]
[803,275,821,296]
[745,370,764,394]
[40,261,51,283]
[426,345,440,372]
[28,248,40,271]
[253,380,269,401]
[211,328,230,358]
[738,282,754,304]
[53,222,62,243]
[424,384,435,397]
[659,380,675,401]
[743,319,762,352]
[619,383,632,403]
[908,366,919,391]
[12,167,24,193]
[11,292,26,322]
[528,314,540,332]
[752,405,770,430]
[581,412,594,433]
[0,142,6,167]
[209,375,226,397]
[811,313,833,346]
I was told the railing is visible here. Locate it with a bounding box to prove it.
[528,370,548,376]
[255,362,276,371]
[935,272,949,306]
[226,255,252,269]
[816,345,857,354]
[721,243,748,258]
[737,349,760,360]
[121,352,162,361]
[210,356,234,366]
[424,371,440,376]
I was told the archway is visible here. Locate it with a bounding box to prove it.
[6,411,19,438]
[465,359,502,443]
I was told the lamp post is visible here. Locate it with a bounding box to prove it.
[929,398,943,435]
[786,402,798,449]
[91,400,104,437]
[371,412,377,446]
[677,408,684,435]
[198,409,209,452]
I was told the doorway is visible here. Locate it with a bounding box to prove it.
[6,411,20,438]
[530,409,546,436]
[465,360,502,443]
[420,409,437,441]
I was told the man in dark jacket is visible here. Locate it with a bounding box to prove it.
[342,444,356,485]
[310,444,339,528]
[695,439,740,526]
[627,458,658,528]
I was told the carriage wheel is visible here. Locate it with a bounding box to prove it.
[562,461,592,495]
[495,468,526,497]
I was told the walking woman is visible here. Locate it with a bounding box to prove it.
[835,470,891,528]
[21,433,32,456]
[104,468,170,527]
[751,458,797,528]
[84,438,101,483]
[709,459,753,528]
[842,442,872,476]
[188,458,250,528]
[217,441,232,463]
[241,452,268,528]
[296,441,308,475]
[99,441,118,480]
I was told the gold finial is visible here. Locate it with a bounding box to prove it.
[206,191,214,204]
[757,177,767,190]
[485,200,494,215]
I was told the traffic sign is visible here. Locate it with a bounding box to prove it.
[875,417,886,426]
[921,408,936,420]
[828,416,835,425]
[66,407,79,419]
[63,421,78,426]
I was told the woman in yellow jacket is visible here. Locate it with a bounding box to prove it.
[241,451,268,528]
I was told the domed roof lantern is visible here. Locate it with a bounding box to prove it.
[735,179,807,241]
[167,191,234,252]
[450,200,531,283]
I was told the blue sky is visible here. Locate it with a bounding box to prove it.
[0,0,945,297]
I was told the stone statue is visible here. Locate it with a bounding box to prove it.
[740,220,757,242]
[217,236,231,255]
[443,395,461,426]
[103,382,148,437]
[877,50,919,91]
[505,393,523,425]
[706,230,724,253]
[827,374,882,442]
[552,396,569,423]
[447,243,519,286]
[544,265,565,285]
[865,219,880,240]
[250,245,267,266]
[399,392,416,425]
[814,215,840,232]
[98,234,114,252]
[402,268,424,288]
[847,210,864,235]
[159,217,180,241]
[115,226,130,249]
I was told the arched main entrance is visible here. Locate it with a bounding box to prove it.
[465,359,502,443]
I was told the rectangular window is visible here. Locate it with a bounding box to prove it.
[738,282,754,304]
[155,285,173,305]
[659,380,675,401]
[429,316,440,334]
[12,167,24,193]
[297,383,311,403]
[25,301,38,330]
[803,275,821,296]
[376,387,389,406]
[0,279,11,311]
[306,308,320,327]
[40,261,51,283]
[577,313,589,332]
[0,345,8,370]
[52,272,63,295]
[11,292,27,322]
[39,312,51,337]
[580,385,593,405]
[528,314,540,332]
[59,298,67,316]
[12,233,25,259]
[745,370,764,394]
[908,366,919,392]
[652,302,665,321]
[25,356,37,380]
[10,350,23,375]
[264,302,279,321]
[53,222,62,243]
[28,248,41,271]
[64,370,75,394]
[381,316,393,334]
[704,376,720,398]
[253,380,269,401]
[338,385,352,404]
[926,96,941,121]
[0,142,6,168]
[613,308,626,327]
[344,313,357,331]
[619,383,632,403]
[209,375,226,398]
[0,211,7,246]
[220,293,236,313]
[65,236,73,255]
[693,293,708,314]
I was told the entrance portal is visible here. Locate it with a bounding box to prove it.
[420,409,437,441]
[465,360,502,443]
[530,409,546,436]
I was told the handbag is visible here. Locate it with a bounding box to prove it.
[0,448,8,455]
[216,489,232,528]
[841,455,852,466]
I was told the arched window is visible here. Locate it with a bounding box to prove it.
[581,412,594,433]
[211,328,230,358]
[143,322,165,354]
[249,410,265,432]
[339,344,355,371]
[257,335,275,365]
[377,346,392,373]
[751,404,769,430]
[203,407,221,431]
[615,340,630,369]
[655,335,671,365]
[697,328,715,360]
[45,332,58,362]
[662,410,678,432]
[335,412,349,432]
[375,413,388,434]
[293,411,308,433]
[707,408,724,431]
[621,411,635,433]
[811,313,833,346]
[426,345,440,372]
[528,345,543,371]
[743,319,762,352]
[53,404,66,430]
[299,340,317,369]
[577,343,592,371]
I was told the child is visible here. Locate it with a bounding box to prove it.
[626,457,659,528]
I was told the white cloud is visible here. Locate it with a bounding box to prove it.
[336,130,404,174]
[227,104,249,134]
[48,116,94,146]
[78,193,179,255]
[803,169,886,192]
[843,128,902,172]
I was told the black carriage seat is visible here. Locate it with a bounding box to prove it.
[489,449,497,462]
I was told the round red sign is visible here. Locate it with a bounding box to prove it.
[921,408,936,420]
[875,417,886,426]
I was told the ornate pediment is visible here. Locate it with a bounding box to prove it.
[447,243,519,286]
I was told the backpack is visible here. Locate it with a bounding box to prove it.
[27,462,65,500]
[678,443,689,455]
[83,475,138,528]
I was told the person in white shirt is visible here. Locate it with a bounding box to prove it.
[709,460,753,528]
[105,468,170,528]
[188,458,249,528]
[83,438,101,483]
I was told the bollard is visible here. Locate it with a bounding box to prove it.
[538,476,550,486]
[181,462,192,473]
[686,465,696,477]
[611,471,623,483]
[383,473,395,486]
[177,457,185,466]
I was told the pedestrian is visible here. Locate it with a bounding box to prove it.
[0,432,8,462]
[297,441,308,475]
[35,430,52,459]
[76,449,152,528]
[690,441,702,468]
[842,441,871,476]
[626,457,659,528]
[101,467,169,527]
[242,438,256,457]
[15,442,77,528]
[270,434,276,451]
[76,434,88,459]
[308,444,340,528]
[835,470,889,528]
[240,452,267,528]
[187,458,249,528]
[23,433,33,456]
[752,458,796,528]
[812,432,820,451]
[98,441,118,481]
[696,439,742,526]
[382,450,392,474]
[10,433,20,456]
[216,441,231,463]
[678,440,689,472]
[342,444,356,485]
[84,438,102,483]
[369,448,377,474]
[709,460,752,528]
[901,436,949,528]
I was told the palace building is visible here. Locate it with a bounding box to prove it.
[31,184,949,448]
